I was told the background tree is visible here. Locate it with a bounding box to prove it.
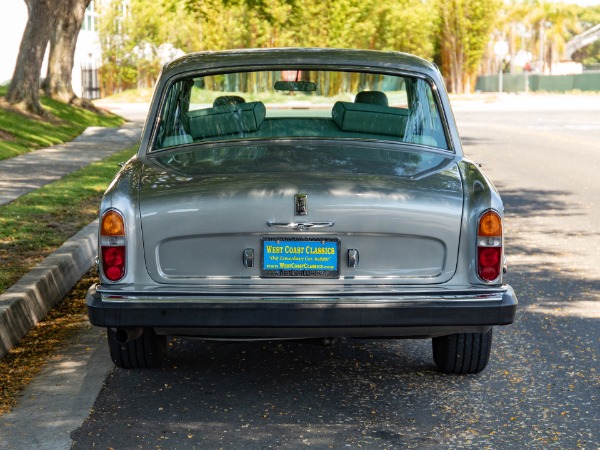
[102,0,436,93]
[97,0,137,95]
[42,0,93,105]
[485,1,588,75]
[97,0,598,95]
[571,5,600,67]
[438,0,501,94]
[98,0,201,94]
[526,1,579,73]
[7,0,96,115]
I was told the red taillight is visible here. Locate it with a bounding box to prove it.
[102,246,126,281]
[100,210,126,282]
[477,210,502,282]
[479,247,500,266]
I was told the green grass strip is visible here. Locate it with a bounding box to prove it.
[0,85,124,161]
[0,145,137,294]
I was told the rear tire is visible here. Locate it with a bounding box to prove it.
[432,329,493,374]
[107,328,167,369]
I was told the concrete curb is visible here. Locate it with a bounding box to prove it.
[0,221,98,358]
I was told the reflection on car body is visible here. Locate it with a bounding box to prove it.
[87,48,517,374]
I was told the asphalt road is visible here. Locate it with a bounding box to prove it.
[64,98,599,449]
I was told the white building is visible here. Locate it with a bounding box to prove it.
[0,0,102,98]
[0,1,28,86]
[75,1,103,98]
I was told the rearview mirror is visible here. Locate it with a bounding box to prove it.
[274,81,317,92]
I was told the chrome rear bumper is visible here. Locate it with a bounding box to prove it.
[87,284,517,338]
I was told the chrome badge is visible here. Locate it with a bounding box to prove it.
[295,194,307,216]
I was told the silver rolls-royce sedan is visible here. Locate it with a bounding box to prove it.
[87,48,517,374]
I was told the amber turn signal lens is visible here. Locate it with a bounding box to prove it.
[101,210,125,236]
[478,211,502,237]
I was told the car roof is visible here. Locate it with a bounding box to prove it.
[161,47,442,81]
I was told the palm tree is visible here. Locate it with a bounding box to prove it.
[504,0,579,74]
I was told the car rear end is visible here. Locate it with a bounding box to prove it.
[87,49,517,373]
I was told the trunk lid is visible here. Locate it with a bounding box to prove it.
[138,142,463,285]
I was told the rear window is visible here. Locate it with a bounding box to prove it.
[152,69,449,151]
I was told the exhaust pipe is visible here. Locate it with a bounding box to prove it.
[114,327,143,344]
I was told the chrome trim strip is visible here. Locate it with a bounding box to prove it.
[267,221,334,231]
[100,292,506,304]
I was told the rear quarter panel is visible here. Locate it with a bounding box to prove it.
[98,158,156,286]
[456,160,505,286]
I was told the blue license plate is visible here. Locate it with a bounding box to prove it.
[261,237,340,278]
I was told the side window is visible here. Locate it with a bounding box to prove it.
[155,80,194,150]
[424,83,448,149]
[403,79,448,149]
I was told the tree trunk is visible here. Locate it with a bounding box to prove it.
[6,0,58,115]
[43,0,91,103]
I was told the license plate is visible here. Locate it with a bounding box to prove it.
[261,237,340,278]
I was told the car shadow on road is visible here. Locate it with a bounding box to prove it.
[496,186,582,218]
[496,183,600,312]
[72,336,467,448]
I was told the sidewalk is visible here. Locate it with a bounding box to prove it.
[0,123,141,206]
[0,323,112,450]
